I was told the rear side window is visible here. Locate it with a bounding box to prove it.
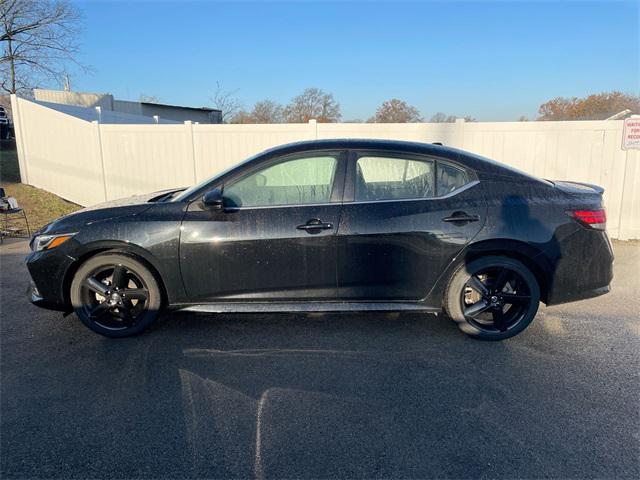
[355,156,435,201]
[437,163,469,195]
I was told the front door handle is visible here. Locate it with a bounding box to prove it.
[297,219,334,232]
[442,212,480,224]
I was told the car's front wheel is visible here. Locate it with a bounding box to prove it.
[444,256,540,340]
[70,252,162,338]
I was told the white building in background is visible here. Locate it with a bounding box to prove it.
[33,88,222,124]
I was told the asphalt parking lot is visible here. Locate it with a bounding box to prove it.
[1,239,639,479]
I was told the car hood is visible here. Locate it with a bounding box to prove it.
[78,188,183,212]
[37,188,182,235]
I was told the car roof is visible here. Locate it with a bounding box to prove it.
[263,139,554,185]
[260,138,457,156]
[254,138,510,175]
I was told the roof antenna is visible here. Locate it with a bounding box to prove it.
[432,142,443,146]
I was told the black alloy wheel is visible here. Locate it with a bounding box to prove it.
[80,264,149,329]
[462,266,533,332]
[70,253,161,337]
[444,256,540,340]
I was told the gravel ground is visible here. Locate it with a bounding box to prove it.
[1,239,638,479]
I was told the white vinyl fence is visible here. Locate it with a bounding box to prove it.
[9,95,640,239]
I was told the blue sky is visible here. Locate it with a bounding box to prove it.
[68,0,639,121]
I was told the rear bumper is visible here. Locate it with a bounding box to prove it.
[545,229,614,306]
[547,284,611,306]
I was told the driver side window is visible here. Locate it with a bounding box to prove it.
[224,155,338,207]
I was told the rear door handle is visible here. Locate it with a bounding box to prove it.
[442,212,480,223]
[297,219,334,232]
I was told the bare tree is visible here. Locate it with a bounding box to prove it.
[228,100,284,124]
[139,93,160,104]
[249,99,283,123]
[227,108,252,124]
[429,112,450,123]
[211,81,242,123]
[537,91,640,120]
[429,112,476,123]
[283,87,341,123]
[1,0,85,94]
[368,98,422,123]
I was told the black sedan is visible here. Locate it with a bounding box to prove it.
[26,139,613,340]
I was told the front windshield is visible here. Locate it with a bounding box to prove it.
[171,175,219,202]
[171,154,259,202]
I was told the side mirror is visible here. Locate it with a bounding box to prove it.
[202,187,224,209]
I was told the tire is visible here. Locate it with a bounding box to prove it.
[444,256,540,340]
[70,252,162,338]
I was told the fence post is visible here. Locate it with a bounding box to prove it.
[185,121,197,183]
[10,94,30,184]
[93,120,109,201]
[454,118,466,149]
[309,119,318,139]
[617,148,638,240]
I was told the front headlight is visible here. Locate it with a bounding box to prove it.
[31,233,76,252]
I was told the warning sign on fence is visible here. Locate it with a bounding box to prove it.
[622,116,640,150]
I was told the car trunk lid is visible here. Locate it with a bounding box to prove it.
[552,181,607,230]
[551,180,604,197]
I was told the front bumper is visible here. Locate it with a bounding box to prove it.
[27,280,70,311]
[25,248,77,311]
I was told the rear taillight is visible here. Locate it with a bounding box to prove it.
[566,209,607,230]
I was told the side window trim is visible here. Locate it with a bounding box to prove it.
[344,149,477,204]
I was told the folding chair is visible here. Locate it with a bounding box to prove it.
[0,187,31,243]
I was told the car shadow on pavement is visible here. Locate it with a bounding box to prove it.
[106,309,513,479]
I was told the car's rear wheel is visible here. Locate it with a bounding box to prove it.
[70,253,161,338]
[444,256,540,340]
